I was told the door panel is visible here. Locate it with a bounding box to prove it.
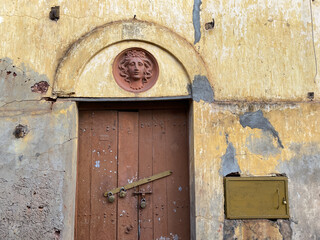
[77,111,118,240]
[138,110,154,239]
[165,110,189,240]
[118,112,139,239]
[76,106,190,240]
[76,111,91,239]
[152,110,169,238]
[90,111,118,240]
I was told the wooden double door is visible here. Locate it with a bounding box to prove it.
[76,102,190,240]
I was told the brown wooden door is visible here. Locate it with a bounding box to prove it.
[76,104,190,240]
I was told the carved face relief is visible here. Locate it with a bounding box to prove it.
[113,48,159,93]
[127,57,145,82]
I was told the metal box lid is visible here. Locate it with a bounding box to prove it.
[224,177,289,219]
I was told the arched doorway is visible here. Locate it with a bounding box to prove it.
[53,20,210,239]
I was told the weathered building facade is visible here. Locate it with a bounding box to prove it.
[0,0,319,239]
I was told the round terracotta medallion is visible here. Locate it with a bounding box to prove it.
[112,48,159,93]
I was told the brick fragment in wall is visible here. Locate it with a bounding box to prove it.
[31,81,50,94]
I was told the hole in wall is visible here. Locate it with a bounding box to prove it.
[307,92,314,100]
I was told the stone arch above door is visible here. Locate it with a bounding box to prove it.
[53,20,210,98]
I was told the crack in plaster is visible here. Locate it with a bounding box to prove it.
[0,14,45,20]
[36,137,77,156]
[196,215,216,221]
[0,99,50,108]
[0,137,77,158]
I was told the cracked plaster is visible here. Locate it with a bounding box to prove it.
[0,97,77,239]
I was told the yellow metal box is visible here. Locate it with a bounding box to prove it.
[224,177,289,219]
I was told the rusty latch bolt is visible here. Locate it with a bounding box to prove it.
[104,170,172,198]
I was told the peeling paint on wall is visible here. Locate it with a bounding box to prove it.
[220,134,240,176]
[240,110,284,149]
[192,0,202,44]
[277,143,320,239]
[0,58,51,106]
[223,219,287,239]
[191,75,214,103]
[0,98,77,239]
[277,219,292,240]
[245,133,281,157]
[223,220,239,240]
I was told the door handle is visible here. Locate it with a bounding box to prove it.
[276,188,280,209]
[104,170,172,199]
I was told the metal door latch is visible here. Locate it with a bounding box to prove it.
[140,198,147,209]
[104,170,172,201]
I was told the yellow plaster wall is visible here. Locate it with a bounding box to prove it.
[194,102,320,177]
[201,0,320,101]
[0,0,319,100]
[193,101,320,238]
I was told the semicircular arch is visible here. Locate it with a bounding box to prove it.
[53,20,210,98]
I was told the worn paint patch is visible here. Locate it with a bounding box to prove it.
[223,220,239,240]
[192,0,202,44]
[0,58,51,105]
[277,143,320,239]
[278,143,320,184]
[0,101,77,240]
[246,133,280,157]
[277,220,292,240]
[0,173,64,239]
[220,135,240,176]
[240,110,284,148]
[94,160,100,168]
[224,220,287,239]
[122,23,143,39]
[238,220,283,239]
[191,75,214,103]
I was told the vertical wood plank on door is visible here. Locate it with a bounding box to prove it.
[118,112,139,239]
[76,111,92,240]
[138,110,154,240]
[90,111,118,240]
[166,109,190,239]
[152,110,169,238]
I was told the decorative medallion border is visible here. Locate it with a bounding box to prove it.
[112,48,159,93]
